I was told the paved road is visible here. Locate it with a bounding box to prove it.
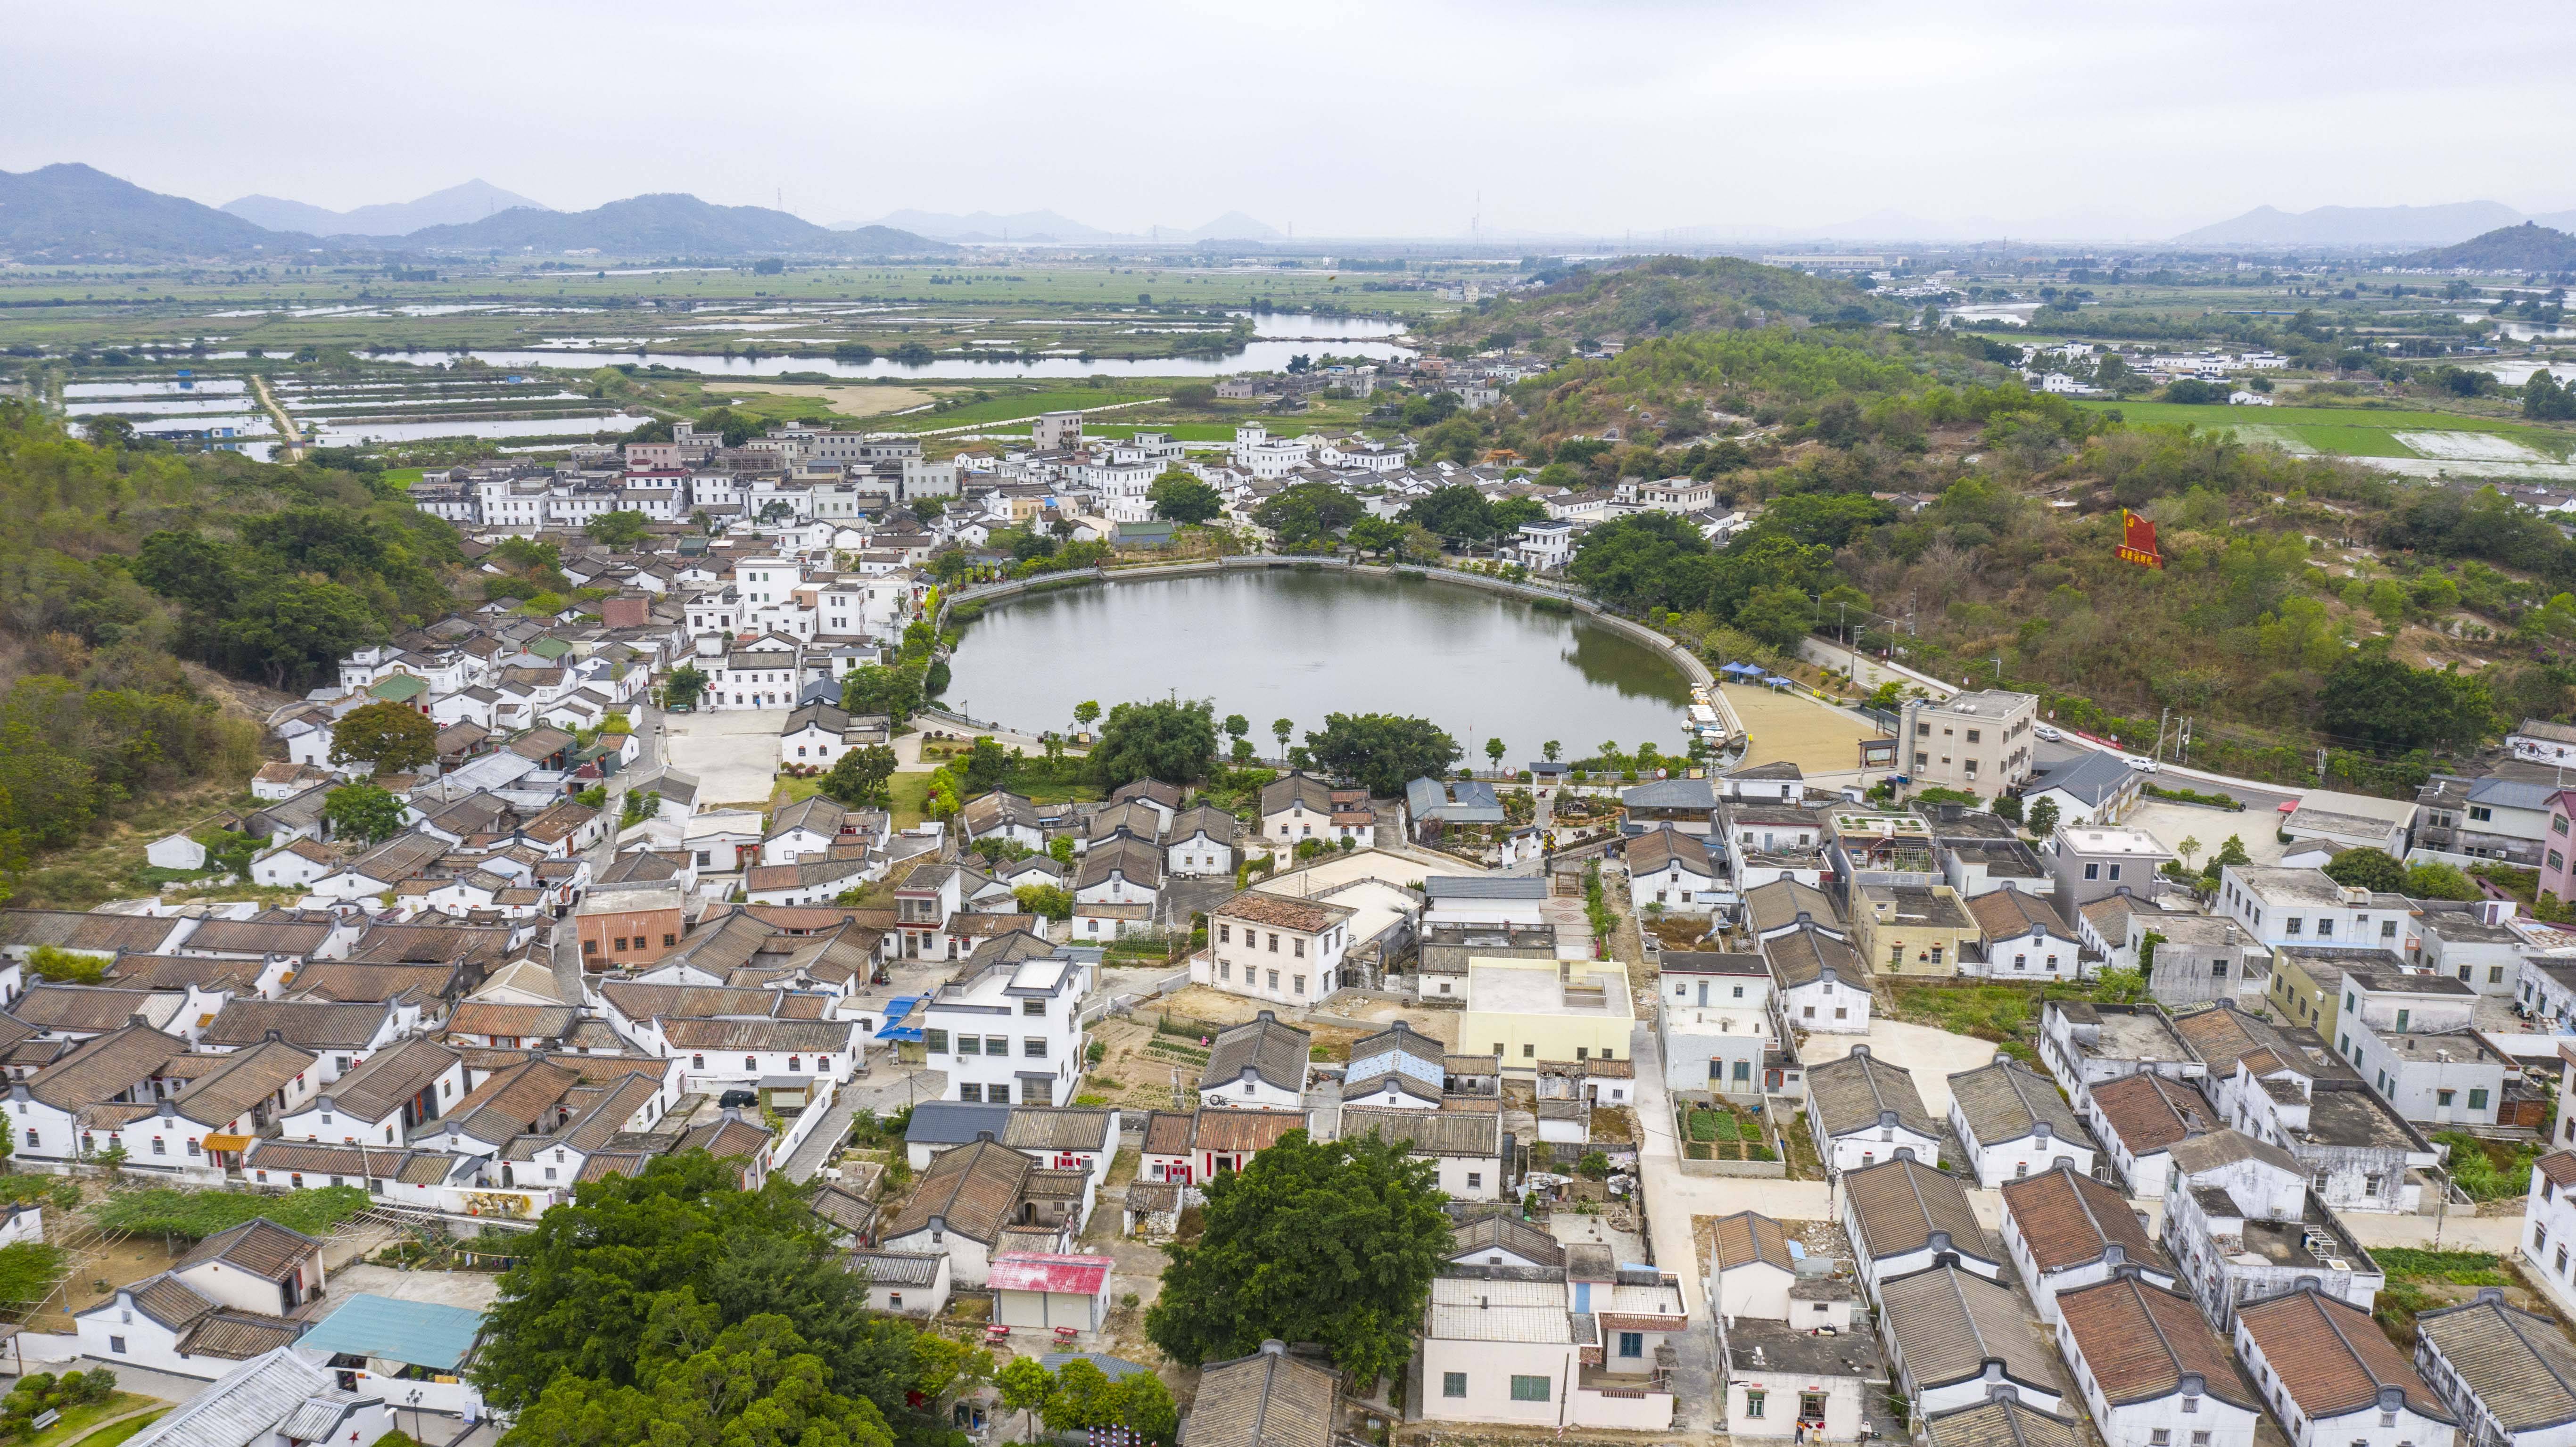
[2031,734,2301,814]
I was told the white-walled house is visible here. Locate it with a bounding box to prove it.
[2053,1273,2262,1447]
[1710,1211,1800,1321]
[2414,1290,2576,1447]
[1843,1157,2003,1303]
[1769,926,1874,1034]
[1193,890,1356,1006]
[1627,826,1722,916]
[1948,1059,2098,1188]
[2236,1287,2457,1447]
[1196,1012,1311,1110]
[1998,1164,2179,1326]
[1806,1046,1942,1175]
[2522,1151,2576,1319]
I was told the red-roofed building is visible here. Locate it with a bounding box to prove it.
[988,1251,1114,1334]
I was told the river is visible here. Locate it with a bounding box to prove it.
[945,570,1695,764]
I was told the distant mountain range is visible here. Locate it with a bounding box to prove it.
[394,195,949,256]
[2173,200,2576,248]
[857,207,1283,243]
[0,163,290,258]
[0,164,951,259]
[2394,222,2576,271]
[222,180,549,236]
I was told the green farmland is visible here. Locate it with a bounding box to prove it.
[2073,400,2576,465]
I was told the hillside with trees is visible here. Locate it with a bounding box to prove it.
[1430,326,2576,792]
[0,403,468,900]
[1421,255,1903,354]
[2395,222,2576,272]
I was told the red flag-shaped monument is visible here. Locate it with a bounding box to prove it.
[2116,509,2164,569]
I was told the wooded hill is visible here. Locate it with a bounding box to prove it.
[1420,324,2576,789]
[2395,222,2576,273]
[1423,255,1903,350]
[0,404,467,882]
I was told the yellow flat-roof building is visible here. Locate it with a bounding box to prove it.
[1461,956,1635,1069]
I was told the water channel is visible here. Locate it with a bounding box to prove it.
[944,570,1696,761]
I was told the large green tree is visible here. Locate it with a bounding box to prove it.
[1089,699,1219,788]
[502,1315,897,1447]
[322,783,405,843]
[1145,1130,1450,1388]
[843,663,927,724]
[1252,483,1362,549]
[2321,847,2406,893]
[1148,469,1225,525]
[820,744,899,809]
[472,1154,926,1437]
[584,510,653,547]
[1303,713,1461,796]
[329,700,439,774]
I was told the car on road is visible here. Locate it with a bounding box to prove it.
[2034,724,2061,742]
[2126,755,2159,773]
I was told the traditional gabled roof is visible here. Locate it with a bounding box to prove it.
[1922,1399,2086,1447]
[1843,1157,1990,1263]
[2057,1274,2256,1408]
[11,985,168,1036]
[2087,1072,2218,1157]
[174,1039,320,1128]
[1001,1107,1115,1153]
[2168,1127,2302,1181]
[1711,1210,1793,1271]
[1881,1266,2063,1394]
[1948,1059,2089,1149]
[289,961,461,1004]
[1965,888,2076,942]
[1809,1048,1940,1141]
[1450,1214,1566,1267]
[1338,1106,1498,1158]
[1999,1164,2171,1274]
[1765,923,1866,988]
[2417,1292,2576,1431]
[1627,824,1714,875]
[27,1022,187,1110]
[179,1218,322,1283]
[1201,1013,1311,1096]
[887,1138,1032,1245]
[1188,1342,1339,1447]
[2241,1286,2450,1422]
[201,998,390,1051]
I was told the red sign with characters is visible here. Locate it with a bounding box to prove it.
[2117,509,2164,569]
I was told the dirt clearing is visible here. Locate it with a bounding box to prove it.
[722,382,944,417]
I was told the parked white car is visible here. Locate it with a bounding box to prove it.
[2033,724,2061,742]
[2125,755,2159,773]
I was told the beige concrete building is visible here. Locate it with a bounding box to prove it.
[1900,691,2039,792]
[1853,883,1980,977]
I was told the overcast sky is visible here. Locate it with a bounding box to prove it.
[9,0,2573,240]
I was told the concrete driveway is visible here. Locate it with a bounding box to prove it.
[661,708,787,807]
[1797,1017,1999,1118]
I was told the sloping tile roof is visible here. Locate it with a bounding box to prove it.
[849,1250,943,1287]
[1765,924,1867,988]
[1999,1164,2172,1274]
[101,954,264,993]
[1002,1107,1115,1153]
[1844,1157,1990,1263]
[1193,1107,1314,1154]
[28,1023,187,1110]
[1923,1398,2087,1447]
[179,1218,322,1282]
[446,1002,579,1038]
[12,985,166,1036]
[1450,1215,1566,1267]
[2088,1072,2218,1157]
[126,1345,347,1447]
[2417,1294,2576,1431]
[1712,1210,1793,1271]
[1188,1344,1339,1447]
[178,1311,307,1360]
[1809,1049,1939,1141]
[289,962,460,1004]
[1881,1266,2063,1393]
[315,1036,459,1124]
[887,1138,1032,1244]
[175,1039,320,1128]
[0,909,190,954]
[2056,1274,2255,1408]
[1965,888,2076,942]
[1202,1013,1311,1095]
[1140,1110,1194,1156]
[1949,1059,2089,1149]
[2240,1286,2450,1422]
[2168,1127,2302,1181]
[1338,1106,1497,1158]
[200,999,389,1051]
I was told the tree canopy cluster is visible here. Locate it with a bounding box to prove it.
[473,1153,980,1447]
[1302,713,1461,795]
[1146,1129,1451,1388]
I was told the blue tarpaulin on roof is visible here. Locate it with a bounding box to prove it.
[297,1293,486,1371]
[1719,662,1765,678]
[875,996,924,1042]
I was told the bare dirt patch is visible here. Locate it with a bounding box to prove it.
[722,382,945,418]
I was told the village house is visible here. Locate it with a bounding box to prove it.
[1843,1157,2004,1302]
[2053,1273,2263,1447]
[1805,1045,1942,1175]
[1948,1058,2098,1187]
[2234,1287,2457,1447]
[1998,1163,2180,1326]
[1194,891,1356,1006]
[1197,1012,1311,1110]
[1879,1265,2065,1417]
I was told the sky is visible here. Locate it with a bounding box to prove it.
[8,0,2576,241]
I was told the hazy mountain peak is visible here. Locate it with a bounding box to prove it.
[2171,200,2527,248]
[223,179,552,237]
